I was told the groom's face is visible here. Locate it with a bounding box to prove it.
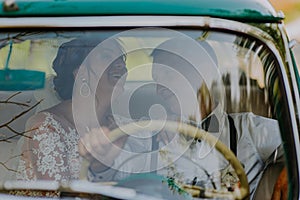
[152,52,202,117]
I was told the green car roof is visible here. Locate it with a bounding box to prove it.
[0,0,283,22]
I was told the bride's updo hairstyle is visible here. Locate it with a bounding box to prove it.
[52,38,101,100]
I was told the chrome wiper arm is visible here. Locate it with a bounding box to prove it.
[68,180,136,199]
[2,180,60,191]
[1,180,137,200]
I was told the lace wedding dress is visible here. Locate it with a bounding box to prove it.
[16,112,81,183]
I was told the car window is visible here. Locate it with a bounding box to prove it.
[0,28,285,199]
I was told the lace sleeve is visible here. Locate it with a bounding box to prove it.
[17,112,81,184]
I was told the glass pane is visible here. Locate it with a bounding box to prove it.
[0,28,284,199]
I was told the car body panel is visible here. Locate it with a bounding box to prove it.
[0,0,282,22]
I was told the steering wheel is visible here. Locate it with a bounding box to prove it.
[108,120,249,200]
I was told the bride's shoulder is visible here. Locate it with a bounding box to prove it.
[28,111,51,122]
[26,111,60,130]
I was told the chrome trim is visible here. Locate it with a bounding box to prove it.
[251,20,300,200]
[1,16,215,27]
[278,23,300,191]
[255,21,300,200]
[0,16,275,43]
[289,39,298,49]
[263,23,300,175]
[276,10,285,19]
[0,16,274,41]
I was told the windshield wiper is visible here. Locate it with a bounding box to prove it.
[1,180,137,199]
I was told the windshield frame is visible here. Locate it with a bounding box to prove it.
[0,16,299,199]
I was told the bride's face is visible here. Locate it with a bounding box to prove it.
[85,40,127,101]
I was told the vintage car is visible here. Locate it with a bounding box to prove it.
[0,0,299,199]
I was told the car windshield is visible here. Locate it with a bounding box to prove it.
[0,28,285,199]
